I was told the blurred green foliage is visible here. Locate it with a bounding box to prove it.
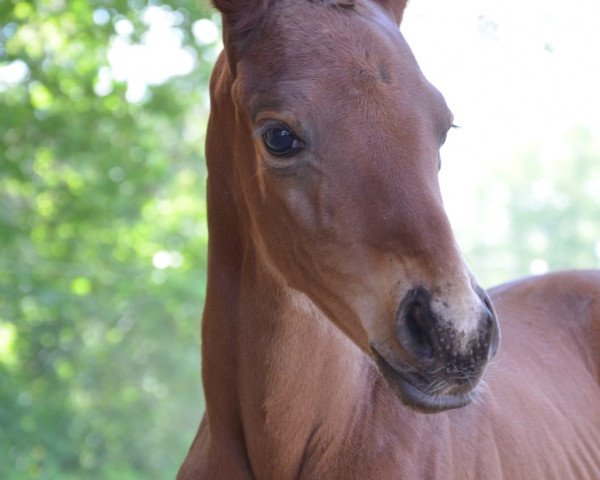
[463,127,600,286]
[1,1,599,479]
[1,0,215,478]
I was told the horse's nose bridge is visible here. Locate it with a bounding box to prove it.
[381,188,462,265]
[360,148,459,256]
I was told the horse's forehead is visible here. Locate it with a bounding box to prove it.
[238,0,419,97]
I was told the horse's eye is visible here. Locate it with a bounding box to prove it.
[262,125,303,156]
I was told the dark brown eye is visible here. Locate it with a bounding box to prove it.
[262,125,303,156]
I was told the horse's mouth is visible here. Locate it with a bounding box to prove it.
[371,348,476,413]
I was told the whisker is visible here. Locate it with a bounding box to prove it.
[424,379,444,395]
[426,379,449,395]
[431,380,448,395]
[428,365,446,375]
[423,380,437,395]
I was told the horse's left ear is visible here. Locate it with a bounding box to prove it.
[212,0,270,37]
[212,0,271,72]
[373,0,409,25]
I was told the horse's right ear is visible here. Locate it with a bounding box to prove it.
[373,0,409,25]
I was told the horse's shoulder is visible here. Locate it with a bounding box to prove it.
[489,270,600,379]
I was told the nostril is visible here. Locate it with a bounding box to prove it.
[487,310,501,359]
[483,299,495,325]
[404,299,434,360]
[476,286,496,323]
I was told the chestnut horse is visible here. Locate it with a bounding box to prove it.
[178,0,600,478]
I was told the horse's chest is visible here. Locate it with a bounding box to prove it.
[296,399,600,480]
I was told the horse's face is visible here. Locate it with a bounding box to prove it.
[215,0,499,412]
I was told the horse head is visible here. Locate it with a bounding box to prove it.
[209,0,500,412]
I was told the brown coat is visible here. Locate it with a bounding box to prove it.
[178,1,600,478]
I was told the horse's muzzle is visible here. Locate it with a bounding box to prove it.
[371,286,499,412]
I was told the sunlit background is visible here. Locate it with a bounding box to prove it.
[404,0,600,283]
[1,0,599,478]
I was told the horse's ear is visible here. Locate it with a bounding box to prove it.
[212,0,271,72]
[374,0,409,25]
[212,0,270,38]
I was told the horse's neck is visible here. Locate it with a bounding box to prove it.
[202,230,374,476]
[199,55,383,476]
